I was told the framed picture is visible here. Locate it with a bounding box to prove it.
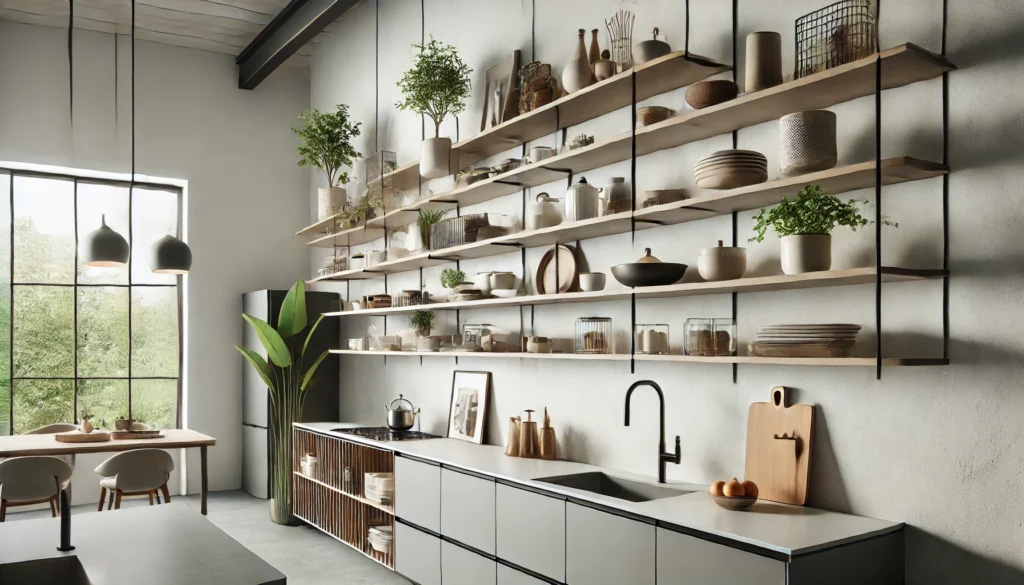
[480,50,521,132]
[447,371,491,444]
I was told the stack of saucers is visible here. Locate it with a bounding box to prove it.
[368,525,393,553]
[695,150,768,189]
[364,472,394,505]
[749,324,861,358]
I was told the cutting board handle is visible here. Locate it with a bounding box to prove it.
[771,386,789,408]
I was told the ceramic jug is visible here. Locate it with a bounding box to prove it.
[530,193,563,230]
[563,177,602,222]
[562,29,594,95]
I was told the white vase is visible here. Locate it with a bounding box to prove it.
[562,29,594,95]
[420,137,452,179]
[317,186,347,220]
[781,234,832,275]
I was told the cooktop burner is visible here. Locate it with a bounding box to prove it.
[333,427,439,441]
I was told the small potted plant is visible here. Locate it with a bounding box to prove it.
[396,36,472,179]
[441,267,467,301]
[750,185,896,275]
[292,104,362,220]
[410,310,435,338]
[414,209,447,251]
[79,410,94,433]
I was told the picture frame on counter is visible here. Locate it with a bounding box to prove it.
[480,50,521,131]
[447,370,491,444]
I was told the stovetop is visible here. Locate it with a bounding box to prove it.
[332,427,440,441]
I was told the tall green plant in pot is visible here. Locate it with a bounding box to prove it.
[396,36,472,179]
[293,104,362,221]
[236,280,330,525]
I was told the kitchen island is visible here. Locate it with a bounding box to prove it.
[0,503,285,585]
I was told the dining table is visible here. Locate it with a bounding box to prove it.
[0,429,217,515]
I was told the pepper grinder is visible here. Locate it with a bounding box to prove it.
[539,407,557,460]
[519,410,539,458]
[504,416,522,457]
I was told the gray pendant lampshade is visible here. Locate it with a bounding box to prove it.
[80,215,130,267]
[149,234,192,274]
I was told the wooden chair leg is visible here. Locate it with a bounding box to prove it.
[148,492,154,506]
[0,500,7,522]
[114,491,122,510]
[108,491,115,510]
[155,490,161,504]
[98,487,107,512]
[50,497,58,518]
[161,485,171,504]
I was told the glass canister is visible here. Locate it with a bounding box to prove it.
[575,317,613,354]
[462,324,492,350]
[634,324,670,355]
[684,318,736,356]
[602,177,632,215]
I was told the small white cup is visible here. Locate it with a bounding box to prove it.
[350,301,362,311]
[528,146,556,164]
[579,272,606,292]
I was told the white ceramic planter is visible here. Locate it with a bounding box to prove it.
[420,137,452,179]
[781,234,832,275]
[317,186,347,220]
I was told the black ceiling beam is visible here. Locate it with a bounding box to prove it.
[236,0,360,90]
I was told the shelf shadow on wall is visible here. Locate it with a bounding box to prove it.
[797,397,852,514]
[906,526,1024,585]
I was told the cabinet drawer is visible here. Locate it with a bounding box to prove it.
[566,503,655,585]
[497,564,550,585]
[441,541,497,585]
[395,522,441,585]
[495,484,565,582]
[441,468,496,554]
[395,456,441,532]
[657,527,786,585]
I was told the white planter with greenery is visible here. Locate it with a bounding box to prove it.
[292,104,362,221]
[396,36,472,180]
[750,185,896,275]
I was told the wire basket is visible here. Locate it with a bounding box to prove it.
[794,0,878,80]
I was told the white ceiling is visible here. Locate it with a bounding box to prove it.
[0,0,342,70]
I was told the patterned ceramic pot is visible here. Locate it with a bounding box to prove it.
[780,110,838,176]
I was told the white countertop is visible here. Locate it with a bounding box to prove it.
[297,422,902,558]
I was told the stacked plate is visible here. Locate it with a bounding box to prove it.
[365,472,394,505]
[368,525,393,553]
[695,150,768,189]
[750,324,861,358]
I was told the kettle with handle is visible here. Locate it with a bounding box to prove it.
[385,394,421,431]
[563,177,603,222]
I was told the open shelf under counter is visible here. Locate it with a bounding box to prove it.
[293,471,395,515]
[321,267,947,315]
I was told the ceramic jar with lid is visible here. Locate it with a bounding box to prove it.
[563,177,602,222]
[698,240,748,281]
[530,193,563,230]
[602,177,632,214]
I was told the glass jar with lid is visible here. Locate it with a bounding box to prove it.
[575,317,613,354]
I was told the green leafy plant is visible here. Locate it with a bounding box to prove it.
[396,36,473,137]
[749,185,896,243]
[292,104,362,187]
[410,310,435,336]
[441,267,467,290]
[236,280,330,525]
[417,209,447,249]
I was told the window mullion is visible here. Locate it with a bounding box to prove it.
[73,178,79,424]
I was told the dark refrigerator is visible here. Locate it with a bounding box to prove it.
[242,289,339,499]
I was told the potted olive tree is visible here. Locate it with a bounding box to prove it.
[292,104,362,220]
[410,310,435,338]
[750,185,896,275]
[396,36,472,179]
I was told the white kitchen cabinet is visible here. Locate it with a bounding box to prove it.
[497,564,549,585]
[395,522,441,585]
[395,455,441,532]
[657,527,786,585]
[495,484,565,582]
[565,503,655,585]
[441,468,496,554]
[441,541,497,585]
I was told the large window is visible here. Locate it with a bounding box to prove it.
[0,169,182,435]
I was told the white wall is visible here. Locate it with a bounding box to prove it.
[0,21,311,496]
[310,0,1024,582]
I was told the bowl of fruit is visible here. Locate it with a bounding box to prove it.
[709,478,758,511]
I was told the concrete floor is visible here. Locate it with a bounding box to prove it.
[6,490,410,585]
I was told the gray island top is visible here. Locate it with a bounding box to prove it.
[0,503,285,585]
[298,421,903,558]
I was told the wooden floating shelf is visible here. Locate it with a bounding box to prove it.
[363,44,953,231]
[308,157,946,282]
[307,224,386,249]
[329,350,947,368]
[321,267,947,315]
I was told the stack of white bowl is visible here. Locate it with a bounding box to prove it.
[368,525,393,553]
[695,150,768,189]
[365,472,394,505]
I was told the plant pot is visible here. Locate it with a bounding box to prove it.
[269,398,301,526]
[781,234,832,275]
[780,110,837,176]
[416,326,431,338]
[420,137,452,179]
[317,186,347,221]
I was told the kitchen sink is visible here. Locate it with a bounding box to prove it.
[535,472,692,502]
[0,556,91,585]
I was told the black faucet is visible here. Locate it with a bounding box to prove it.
[57,486,74,552]
[624,380,681,484]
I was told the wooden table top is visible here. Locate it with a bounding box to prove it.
[0,428,216,457]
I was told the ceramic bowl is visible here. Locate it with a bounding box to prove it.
[491,289,520,299]
[685,80,739,109]
[489,272,516,290]
[698,247,747,281]
[711,494,758,511]
[696,170,768,190]
[633,39,671,64]
[115,419,132,431]
[611,263,687,287]
[695,162,768,174]
[594,59,616,81]
[579,272,607,292]
[637,106,675,127]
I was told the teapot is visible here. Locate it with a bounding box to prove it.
[530,192,563,230]
[563,177,602,222]
[385,394,420,431]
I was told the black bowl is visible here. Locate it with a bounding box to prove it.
[611,262,687,287]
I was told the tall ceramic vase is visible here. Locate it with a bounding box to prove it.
[562,29,593,95]
[317,186,346,220]
[420,137,452,179]
[269,393,301,526]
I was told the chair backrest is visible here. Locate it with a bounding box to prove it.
[94,449,174,492]
[26,423,79,434]
[0,456,73,503]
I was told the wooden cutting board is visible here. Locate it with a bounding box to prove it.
[744,386,815,505]
[55,430,111,443]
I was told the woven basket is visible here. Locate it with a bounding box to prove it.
[780,110,837,176]
[637,106,674,127]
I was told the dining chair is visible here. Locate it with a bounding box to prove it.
[0,456,73,521]
[94,449,174,511]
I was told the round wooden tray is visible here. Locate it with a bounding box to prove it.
[55,430,112,443]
